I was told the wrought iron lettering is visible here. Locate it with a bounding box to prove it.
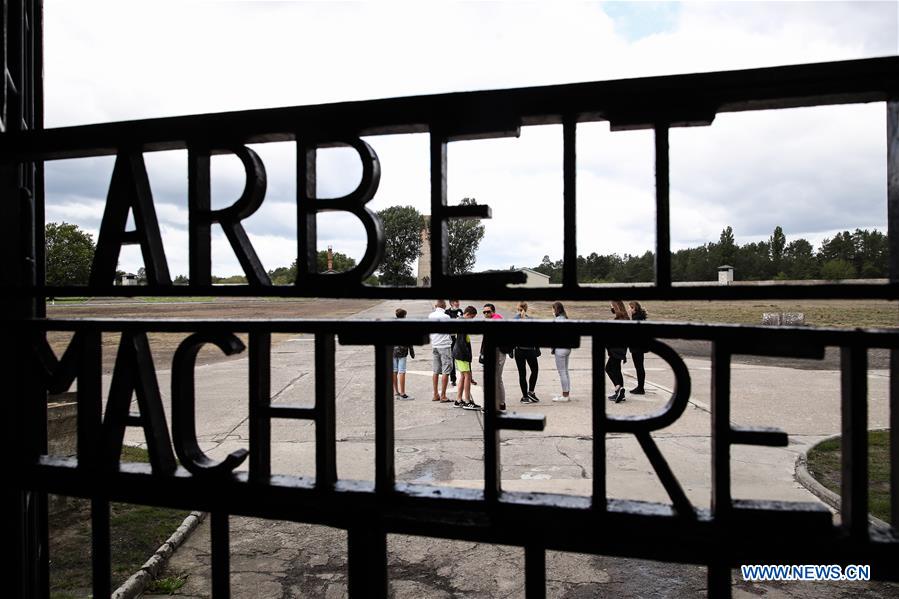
[188,145,270,286]
[172,332,249,476]
[297,139,383,285]
[103,332,176,475]
[89,151,171,286]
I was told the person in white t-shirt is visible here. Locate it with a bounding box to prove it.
[428,299,453,402]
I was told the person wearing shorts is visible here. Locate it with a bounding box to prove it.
[429,300,453,402]
[393,308,414,400]
[451,306,481,410]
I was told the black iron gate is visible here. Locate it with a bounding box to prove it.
[3,3,899,597]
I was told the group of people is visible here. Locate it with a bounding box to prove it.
[391,299,649,411]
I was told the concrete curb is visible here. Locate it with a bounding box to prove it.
[794,433,891,532]
[111,511,207,599]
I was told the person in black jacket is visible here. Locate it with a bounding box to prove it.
[628,301,648,395]
[513,301,541,403]
[606,300,629,403]
[451,306,480,410]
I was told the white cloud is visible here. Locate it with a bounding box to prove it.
[42,1,897,276]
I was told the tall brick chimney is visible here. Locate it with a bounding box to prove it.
[327,245,334,272]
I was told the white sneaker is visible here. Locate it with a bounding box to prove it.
[552,395,571,402]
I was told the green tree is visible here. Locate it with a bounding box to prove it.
[267,251,358,285]
[850,228,888,278]
[821,259,856,280]
[376,205,424,285]
[769,225,786,273]
[783,238,817,279]
[268,262,296,285]
[447,198,486,275]
[718,226,736,266]
[45,222,95,286]
[173,274,189,285]
[818,231,855,264]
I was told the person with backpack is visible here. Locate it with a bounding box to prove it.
[451,306,481,410]
[393,308,415,400]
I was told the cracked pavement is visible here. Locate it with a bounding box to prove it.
[115,300,896,598]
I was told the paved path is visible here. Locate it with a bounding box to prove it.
[124,300,895,598]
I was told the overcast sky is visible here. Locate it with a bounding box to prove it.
[43,1,898,278]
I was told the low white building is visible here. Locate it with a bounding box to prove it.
[118,273,138,286]
[718,265,734,285]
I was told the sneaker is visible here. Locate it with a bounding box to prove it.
[527,391,540,403]
[398,394,414,401]
[607,390,620,401]
[394,393,401,400]
[462,401,482,411]
[630,387,645,395]
[471,380,478,385]
[615,388,626,403]
[499,403,507,412]
[552,395,570,402]
[520,395,534,404]
[453,400,465,408]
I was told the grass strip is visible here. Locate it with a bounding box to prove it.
[49,446,191,598]
[806,429,891,524]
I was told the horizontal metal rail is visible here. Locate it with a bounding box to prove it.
[1,56,897,160]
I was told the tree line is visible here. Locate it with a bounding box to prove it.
[532,226,890,283]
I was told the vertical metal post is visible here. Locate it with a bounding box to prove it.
[91,498,111,599]
[374,345,394,493]
[248,331,271,483]
[348,525,388,598]
[211,511,231,598]
[707,563,732,599]
[77,331,103,468]
[524,545,546,599]
[296,143,317,283]
[654,124,672,288]
[891,348,898,532]
[708,342,733,598]
[840,347,868,540]
[887,100,898,531]
[315,333,337,489]
[562,116,578,289]
[429,132,448,289]
[592,337,606,509]
[710,343,731,517]
[484,343,500,502]
[2,3,44,597]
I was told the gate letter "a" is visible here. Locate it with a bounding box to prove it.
[103,332,177,475]
[90,151,171,286]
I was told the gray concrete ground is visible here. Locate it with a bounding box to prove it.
[119,300,895,598]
